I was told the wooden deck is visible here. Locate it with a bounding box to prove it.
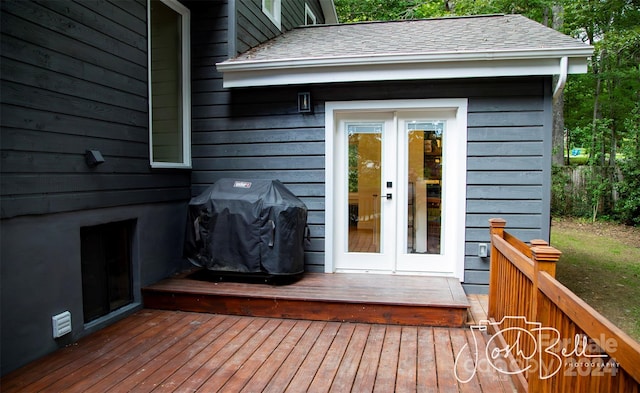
[142,271,470,327]
[1,306,516,392]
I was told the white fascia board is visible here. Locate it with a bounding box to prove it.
[217,48,592,88]
[220,57,589,88]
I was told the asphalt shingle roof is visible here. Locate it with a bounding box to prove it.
[227,14,588,63]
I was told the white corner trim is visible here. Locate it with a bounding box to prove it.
[324,107,335,273]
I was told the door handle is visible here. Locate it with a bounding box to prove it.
[386,193,393,200]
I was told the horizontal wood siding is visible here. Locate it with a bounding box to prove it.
[0,0,191,219]
[465,78,551,293]
[192,0,332,269]
[191,54,552,280]
[234,0,326,55]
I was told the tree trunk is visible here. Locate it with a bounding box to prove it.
[590,49,603,165]
[552,91,565,165]
[551,4,565,166]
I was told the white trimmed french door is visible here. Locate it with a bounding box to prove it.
[325,100,468,278]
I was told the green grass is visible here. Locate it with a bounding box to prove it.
[551,222,640,342]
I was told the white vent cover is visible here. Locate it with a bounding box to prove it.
[52,311,72,338]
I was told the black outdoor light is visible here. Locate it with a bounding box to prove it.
[85,149,105,168]
[298,92,312,113]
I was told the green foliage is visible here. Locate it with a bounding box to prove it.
[408,1,451,18]
[334,0,419,22]
[615,106,640,225]
[561,0,640,225]
[334,0,559,22]
[564,76,596,133]
[551,165,590,217]
[552,219,640,341]
[449,0,554,22]
[334,0,640,225]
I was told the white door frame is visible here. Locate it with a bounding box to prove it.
[324,99,468,280]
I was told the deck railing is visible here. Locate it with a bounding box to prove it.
[487,218,640,393]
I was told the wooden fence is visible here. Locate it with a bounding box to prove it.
[487,218,640,393]
[551,165,619,218]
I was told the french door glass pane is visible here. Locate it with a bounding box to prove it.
[406,121,444,255]
[347,123,383,253]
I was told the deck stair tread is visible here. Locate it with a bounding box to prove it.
[143,270,470,327]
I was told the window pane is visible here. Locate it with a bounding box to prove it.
[406,121,444,255]
[347,123,382,253]
[151,1,183,163]
[264,0,274,13]
[262,0,280,29]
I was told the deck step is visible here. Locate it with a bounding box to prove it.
[142,270,470,327]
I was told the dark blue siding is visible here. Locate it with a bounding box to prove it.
[0,0,190,375]
[189,68,553,280]
[0,0,191,218]
[235,0,329,54]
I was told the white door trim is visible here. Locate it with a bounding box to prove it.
[324,99,468,280]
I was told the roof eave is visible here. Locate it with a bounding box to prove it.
[217,48,593,88]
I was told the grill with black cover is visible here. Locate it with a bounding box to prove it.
[184,179,309,278]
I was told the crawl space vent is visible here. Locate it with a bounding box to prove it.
[52,311,72,338]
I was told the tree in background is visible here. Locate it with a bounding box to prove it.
[334,0,419,22]
[335,0,556,24]
[334,0,640,225]
[563,0,639,222]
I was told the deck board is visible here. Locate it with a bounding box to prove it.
[467,294,490,325]
[259,320,324,393]
[143,271,470,327]
[1,309,516,393]
[220,319,297,392]
[397,326,419,392]
[352,324,386,392]
[133,314,240,392]
[434,328,460,393]
[329,323,370,392]
[308,322,355,391]
[417,327,438,393]
[285,322,341,392]
[374,325,402,392]
[198,318,282,391]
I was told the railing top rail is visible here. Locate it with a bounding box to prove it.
[537,270,640,384]
[489,217,640,390]
[503,231,532,258]
[491,233,535,280]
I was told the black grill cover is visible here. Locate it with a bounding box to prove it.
[184,179,309,275]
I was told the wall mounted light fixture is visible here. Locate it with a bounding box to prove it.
[298,92,312,113]
[85,149,105,167]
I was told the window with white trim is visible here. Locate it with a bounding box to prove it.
[305,4,317,25]
[148,0,191,168]
[262,0,281,30]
